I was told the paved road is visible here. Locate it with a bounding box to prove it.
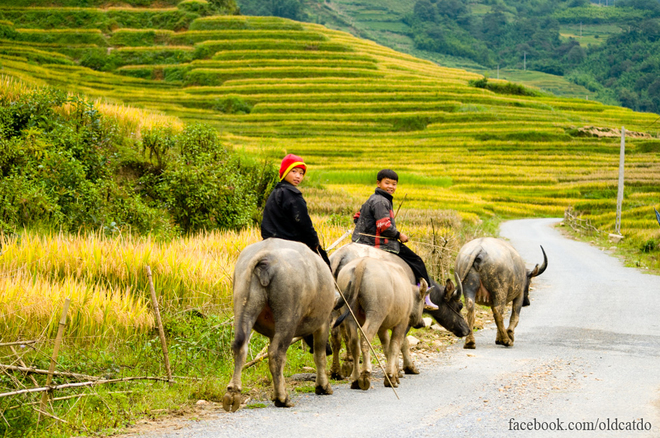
[134,218,660,438]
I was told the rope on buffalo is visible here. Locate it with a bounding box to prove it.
[318,249,400,399]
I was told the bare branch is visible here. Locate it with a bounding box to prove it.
[0,376,170,398]
[0,364,99,381]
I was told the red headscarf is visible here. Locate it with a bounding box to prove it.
[279,154,307,181]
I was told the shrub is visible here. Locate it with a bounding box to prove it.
[0,85,276,235]
[214,96,253,114]
[468,77,542,97]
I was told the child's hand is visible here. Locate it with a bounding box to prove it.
[399,233,409,243]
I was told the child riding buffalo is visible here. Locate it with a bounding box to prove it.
[261,153,331,269]
[352,169,438,309]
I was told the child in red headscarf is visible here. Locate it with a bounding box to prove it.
[261,154,331,268]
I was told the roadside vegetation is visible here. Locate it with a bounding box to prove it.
[0,1,658,435]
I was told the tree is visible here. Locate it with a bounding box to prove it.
[414,0,437,22]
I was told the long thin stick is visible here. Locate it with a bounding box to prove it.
[39,297,70,421]
[0,364,98,381]
[8,391,133,410]
[8,350,39,387]
[326,230,352,253]
[243,336,302,370]
[0,340,37,347]
[0,376,170,398]
[33,407,69,424]
[394,193,407,219]
[318,250,399,399]
[146,266,173,383]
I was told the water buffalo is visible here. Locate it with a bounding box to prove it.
[329,243,469,379]
[223,238,335,411]
[455,237,548,349]
[336,257,428,389]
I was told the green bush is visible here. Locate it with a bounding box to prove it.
[214,96,253,114]
[111,48,195,66]
[14,29,107,46]
[469,77,542,97]
[109,29,174,47]
[157,123,277,232]
[0,9,198,32]
[0,86,277,235]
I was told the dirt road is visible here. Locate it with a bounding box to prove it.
[131,218,660,437]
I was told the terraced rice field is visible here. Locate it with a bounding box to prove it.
[0,5,658,245]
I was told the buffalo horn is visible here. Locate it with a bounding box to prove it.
[529,245,548,278]
[453,270,464,300]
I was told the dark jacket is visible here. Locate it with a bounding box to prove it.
[261,181,320,250]
[352,188,400,253]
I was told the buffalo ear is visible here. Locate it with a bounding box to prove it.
[444,279,455,301]
[418,278,428,298]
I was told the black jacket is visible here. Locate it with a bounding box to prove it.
[351,188,400,253]
[261,181,320,250]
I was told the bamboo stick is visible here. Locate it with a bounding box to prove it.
[8,391,132,410]
[9,347,39,387]
[0,376,170,398]
[32,407,69,424]
[0,364,98,381]
[0,340,37,347]
[243,337,302,370]
[146,266,173,383]
[39,297,70,422]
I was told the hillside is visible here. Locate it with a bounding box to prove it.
[0,3,658,244]
[255,0,660,112]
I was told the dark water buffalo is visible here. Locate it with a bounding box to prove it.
[223,238,335,411]
[329,243,469,378]
[337,257,428,389]
[455,237,548,349]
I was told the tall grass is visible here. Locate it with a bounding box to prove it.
[0,220,354,344]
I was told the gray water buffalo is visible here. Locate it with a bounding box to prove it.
[331,243,469,336]
[329,243,469,379]
[455,237,548,349]
[223,238,335,411]
[337,257,428,389]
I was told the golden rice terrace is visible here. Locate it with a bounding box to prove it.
[0,4,659,242]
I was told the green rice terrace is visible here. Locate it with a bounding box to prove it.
[0,1,659,248]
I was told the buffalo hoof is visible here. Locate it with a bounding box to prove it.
[464,341,476,350]
[340,361,353,378]
[358,372,371,391]
[403,364,420,375]
[315,384,333,395]
[351,380,361,390]
[507,330,515,343]
[496,339,513,347]
[273,396,295,408]
[384,374,399,388]
[330,371,343,380]
[222,391,242,413]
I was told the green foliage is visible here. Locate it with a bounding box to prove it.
[154,123,277,233]
[236,0,306,21]
[109,29,174,47]
[641,238,657,253]
[0,86,277,236]
[469,76,542,96]
[571,19,660,114]
[214,96,253,114]
[0,8,199,32]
